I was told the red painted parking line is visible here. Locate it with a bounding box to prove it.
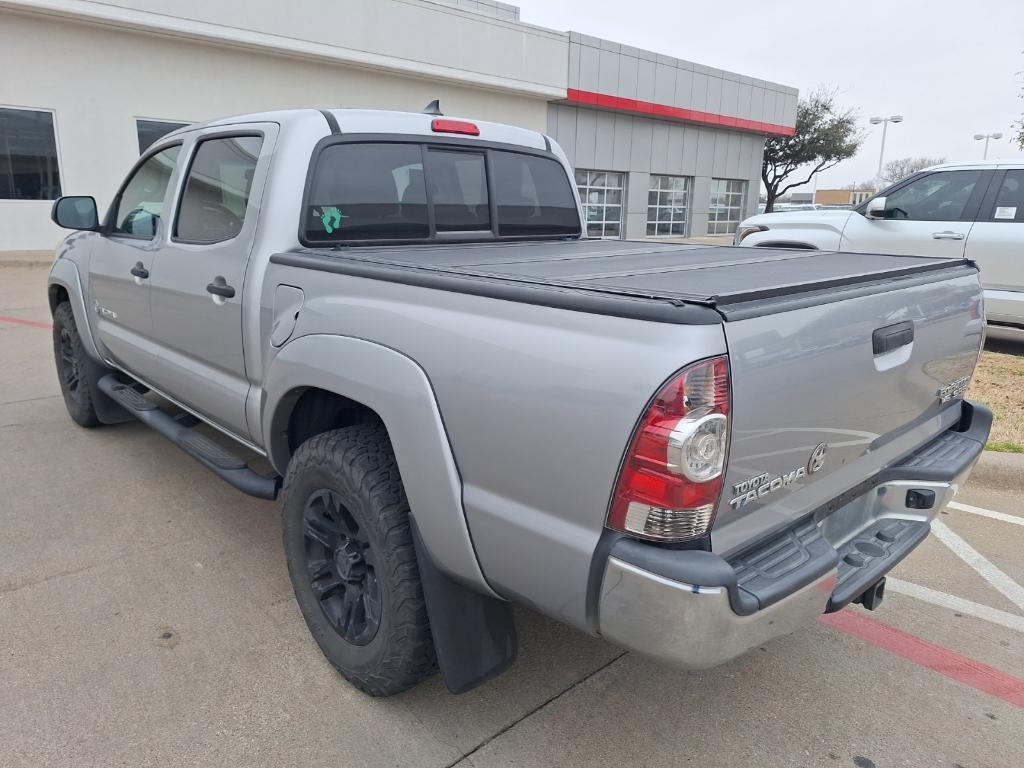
[820,611,1024,709]
[0,314,52,330]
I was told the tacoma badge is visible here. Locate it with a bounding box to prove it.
[729,443,828,510]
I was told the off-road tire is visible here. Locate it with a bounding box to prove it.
[281,424,436,696]
[52,302,100,428]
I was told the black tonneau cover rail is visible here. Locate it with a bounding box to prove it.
[269,240,977,323]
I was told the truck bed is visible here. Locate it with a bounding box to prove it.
[270,240,976,322]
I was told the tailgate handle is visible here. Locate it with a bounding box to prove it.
[872,320,914,355]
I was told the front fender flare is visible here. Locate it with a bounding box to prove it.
[48,258,102,362]
[262,333,496,598]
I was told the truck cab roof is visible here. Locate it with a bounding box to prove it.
[160,107,550,151]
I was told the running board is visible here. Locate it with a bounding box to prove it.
[98,374,280,500]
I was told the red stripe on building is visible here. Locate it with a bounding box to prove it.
[819,611,1024,709]
[0,314,53,330]
[565,88,796,138]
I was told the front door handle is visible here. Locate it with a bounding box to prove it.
[932,231,965,240]
[206,276,236,302]
[130,261,149,280]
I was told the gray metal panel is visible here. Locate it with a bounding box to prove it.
[629,117,654,172]
[594,112,616,170]
[626,172,649,215]
[674,68,694,110]
[598,48,619,94]
[667,124,685,176]
[691,72,709,111]
[579,43,600,92]
[737,82,753,122]
[637,58,656,103]
[681,126,700,175]
[725,132,742,179]
[750,86,766,124]
[720,78,739,118]
[695,129,715,177]
[617,54,639,100]
[690,211,709,237]
[712,130,729,177]
[612,113,633,170]
[692,175,711,216]
[546,105,557,136]
[654,63,676,105]
[568,40,581,90]
[738,133,756,184]
[706,76,723,116]
[625,211,647,240]
[783,93,799,127]
[599,38,620,53]
[575,108,598,169]
[651,122,670,174]
[767,90,781,125]
[554,104,577,165]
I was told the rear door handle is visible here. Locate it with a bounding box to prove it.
[206,276,236,300]
[872,320,914,355]
[932,231,965,240]
[130,261,149,280]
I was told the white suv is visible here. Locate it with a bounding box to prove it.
[735,161,1024,337]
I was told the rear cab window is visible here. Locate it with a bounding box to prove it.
[983,170,1024,222]
[303,141,580,245]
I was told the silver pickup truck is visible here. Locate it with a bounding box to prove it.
[47,108,991,697]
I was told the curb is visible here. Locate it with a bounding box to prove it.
[969,450,1024,493]
[0,252,54,268]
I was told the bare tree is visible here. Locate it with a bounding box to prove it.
[880,157,945,184]
[761,87,863,213]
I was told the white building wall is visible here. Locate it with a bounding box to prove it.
[0,1,565,250]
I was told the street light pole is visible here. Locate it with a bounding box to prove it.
[870,115,904,180]
[973,132,1003,159]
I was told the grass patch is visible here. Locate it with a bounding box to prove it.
[985,441,1024,454]
[968,349,1024,450]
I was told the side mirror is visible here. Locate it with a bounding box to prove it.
[865,196,887,220]
[51,196,99,231]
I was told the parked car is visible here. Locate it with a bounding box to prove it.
[47,109,990,697]
[735,161,1024,337]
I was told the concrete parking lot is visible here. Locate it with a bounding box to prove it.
[2,263,1023,768]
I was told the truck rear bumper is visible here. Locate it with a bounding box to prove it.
[597,401,991,670]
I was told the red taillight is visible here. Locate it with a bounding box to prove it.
[431,118,480,136]
[607,357,730,542]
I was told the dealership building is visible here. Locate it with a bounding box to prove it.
[0,0,797,251]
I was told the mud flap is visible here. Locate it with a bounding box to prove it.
[410,519,517,694]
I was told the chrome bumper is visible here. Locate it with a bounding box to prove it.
[599,558,835,670]
[596,402,991,670]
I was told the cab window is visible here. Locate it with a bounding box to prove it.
[175,135,263,243]
[985,170,1024,223]
[112,146,180,238]
[881,170,981,221]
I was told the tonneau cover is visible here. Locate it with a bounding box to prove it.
[273,240,975,321]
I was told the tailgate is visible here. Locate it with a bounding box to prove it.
[712,266,984,555]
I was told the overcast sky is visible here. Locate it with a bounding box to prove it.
[514,0,1024,190]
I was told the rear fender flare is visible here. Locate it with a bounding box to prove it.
[262,333,496,597]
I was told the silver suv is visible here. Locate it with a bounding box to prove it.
[736,161,1024,338]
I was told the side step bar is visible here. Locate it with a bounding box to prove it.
[98,374,281,500]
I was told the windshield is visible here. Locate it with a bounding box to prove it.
[303,142,581,245]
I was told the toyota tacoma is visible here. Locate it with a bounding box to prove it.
[47,107,991,696]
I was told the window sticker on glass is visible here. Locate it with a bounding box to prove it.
[994,206,1017,220]
[315,206,348,233]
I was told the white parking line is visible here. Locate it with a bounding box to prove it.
[931,519,1024,613]
[886,578,1024,634]
[949,501,1024,527]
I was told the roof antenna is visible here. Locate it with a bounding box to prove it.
[423,100,443,116]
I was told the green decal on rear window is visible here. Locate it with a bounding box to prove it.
[317,206,347,233]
